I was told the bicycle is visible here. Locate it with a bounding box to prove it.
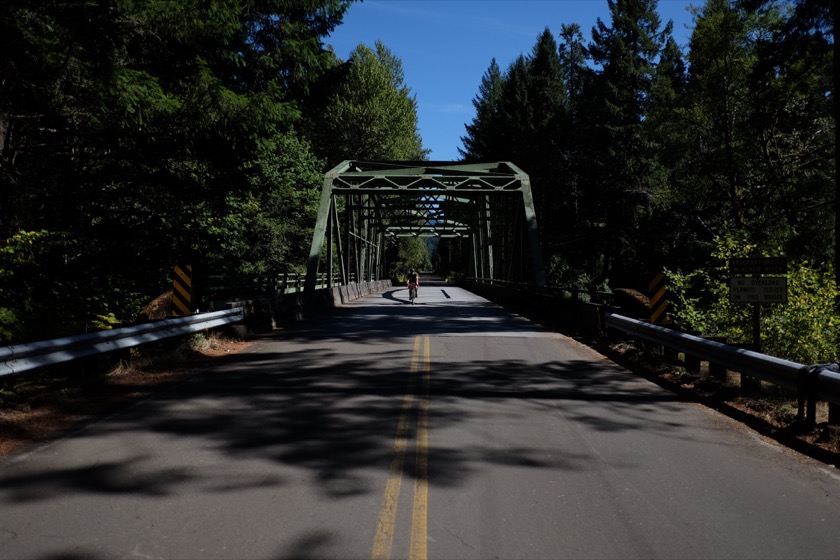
[408,283,417,304]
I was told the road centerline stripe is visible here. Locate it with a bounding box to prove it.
[371,336,423,560]
[410,336,431,560]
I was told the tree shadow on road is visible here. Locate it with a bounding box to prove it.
[0,282,753,560]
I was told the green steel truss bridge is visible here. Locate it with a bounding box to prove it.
[304,161,546,292]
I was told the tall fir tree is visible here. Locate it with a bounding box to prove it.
[497,55,533,167]
[459,59,504,161]
[0,0,354,340]
[644,34,698,270]
[522,29,567,258]
[551,23,594,284]
[746,0,835,265]
[581,0,671,287]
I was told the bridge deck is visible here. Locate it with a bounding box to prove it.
[1,279,839,559]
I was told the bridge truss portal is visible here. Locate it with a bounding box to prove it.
[304,161,546,292]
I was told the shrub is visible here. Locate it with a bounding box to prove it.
[667,234,839,364]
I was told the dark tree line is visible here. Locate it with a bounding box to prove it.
[460,0,834,297]
[0,0,833,356]
[0,0,429,343]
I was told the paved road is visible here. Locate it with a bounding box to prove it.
[1,278,840,559]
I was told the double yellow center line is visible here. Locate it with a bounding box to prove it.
[372,336,431,560]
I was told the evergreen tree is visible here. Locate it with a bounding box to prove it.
[317,41,427,164]
[459,59,504,161]
[551,23,594,286]
[644,35,697,271]
[559,24,590,111]
[497,55,533,166]
[746,0,835,265]
[582,0,672,287]
[683,0,756,238]
[521,29,567,259]
[0,0,353,340]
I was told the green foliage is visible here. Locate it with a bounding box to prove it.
[666,234,839,364]
[315,40,428,165]
[762,264,839,364]
[203,132,324,276]
[0,230,149,341]
[547,255,609,294]
[0,1,354,342]
[393,238,431,279]
[91,313,120,331]
[0,308,20,343]
[666,232,755,337]
[459,59,504,161]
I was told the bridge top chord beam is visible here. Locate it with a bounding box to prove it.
[306,160,545,292]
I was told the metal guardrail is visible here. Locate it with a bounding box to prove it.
[202,272,356,310]
[0,308,244,377]
[605,312,806,390]
[469,277,613,303]
[604,311,840,426]
[467,277,840,427]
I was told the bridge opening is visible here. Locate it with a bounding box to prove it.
[304,161,546,292]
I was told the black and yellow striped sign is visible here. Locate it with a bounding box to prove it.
[648,272,668,324]
[172,264,193,316]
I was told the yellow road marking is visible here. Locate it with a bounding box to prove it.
[372,336,431,560]
[410,336,431,560]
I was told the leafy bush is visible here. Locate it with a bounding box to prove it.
[761,264,839,364]
[392,238,431,279]
[667,234,839,364]
[0,308,20,343]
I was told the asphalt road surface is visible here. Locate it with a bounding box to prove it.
[2,277,840,560]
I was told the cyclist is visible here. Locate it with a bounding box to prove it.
[406,269,419,303]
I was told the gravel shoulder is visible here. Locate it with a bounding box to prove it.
[0,336,253,457]
[2,330,838,468]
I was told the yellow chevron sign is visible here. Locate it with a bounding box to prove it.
[172,264,193,316]
[648,272,668,324]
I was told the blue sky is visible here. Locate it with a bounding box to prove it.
[326,0,698,161]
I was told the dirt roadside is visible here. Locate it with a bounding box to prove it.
[0,336,254,457]
[2,332,838,467]
[600,340,840,467]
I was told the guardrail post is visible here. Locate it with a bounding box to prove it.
[684,336,726,377]
[685,352,701,374]
[732,343,762,397]
[830,403,840,425]
[799,366,818,429]
[705,337,728,381]
[601,306,621,342]
[741,373,761,396]
[811,363,840,428]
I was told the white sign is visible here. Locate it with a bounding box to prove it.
[730,277,787,303]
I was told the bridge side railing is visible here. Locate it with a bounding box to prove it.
[469,277,613,303]
[1,273,387,378]
[466,277,840,428]
[203,271,355,309]
[604,312,840,427]
[0,308,244,378]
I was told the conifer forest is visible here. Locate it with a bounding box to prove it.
[0,0,836,363]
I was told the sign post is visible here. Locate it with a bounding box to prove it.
[729,258,788,348]
[728,257,788,397]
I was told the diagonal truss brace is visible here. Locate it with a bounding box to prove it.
[304,161,546,292]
